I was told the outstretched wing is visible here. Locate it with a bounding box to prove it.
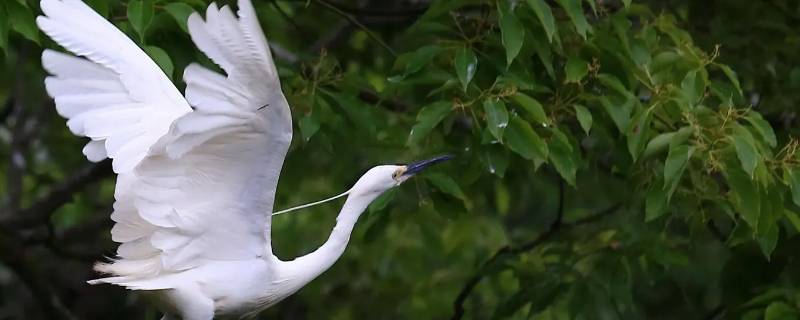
[38,0,292,286]
[37,0,192,173]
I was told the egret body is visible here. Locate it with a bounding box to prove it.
[36,0,450,318]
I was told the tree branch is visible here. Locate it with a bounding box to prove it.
[3,160,113,229]
[450,183,622,320]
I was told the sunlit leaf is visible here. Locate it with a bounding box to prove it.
[727,164,761,228]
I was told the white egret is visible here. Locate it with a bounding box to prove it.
[36,0,451,318]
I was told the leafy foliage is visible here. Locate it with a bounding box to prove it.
[0,0,799,319]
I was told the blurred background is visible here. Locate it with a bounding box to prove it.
[1,0,800,319]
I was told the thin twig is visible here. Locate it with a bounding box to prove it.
[312,0,397,57]
[450,182,622,320]
[3,160,113,229]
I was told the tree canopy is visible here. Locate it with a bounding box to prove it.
[1,0,800,319]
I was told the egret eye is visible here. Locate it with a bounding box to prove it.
[392,170,400,180]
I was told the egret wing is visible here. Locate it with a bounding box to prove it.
[37,0,191,173]
[91,0,293,285]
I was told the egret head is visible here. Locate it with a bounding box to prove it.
[353,155,453,196]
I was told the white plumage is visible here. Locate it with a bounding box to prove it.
[37,0,450,319]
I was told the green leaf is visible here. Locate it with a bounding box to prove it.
[597,73,632,98]
[425,172,467,201]
[663,144,694,202]
[85,0,110,17]
[483,99,509,141]
[128,0,154,41]
[557,0,593,39]
[565,57,589,83]
[164,3,195,33]
[7,1,39,44]
[390,45,442,81]
[745,111,777,148]
[785,209,800,233]
[643,126,693,158]
[758,216,780,259]
[732,125,760,178]
[525,0,557,43]
[622,0,631,8]
[549,128,578,186]
[511,93,548,125]
[646,180,668,221]
[505,116,548,164]
[627,106,652,161]
[298,114,320,142]
[786,168,800,207]
[600,96,634,133]
[715,63,743,97]
[143,46,174,79]
[497,0,525,66]
[765,302,798,320]
[680,69,705,105]
[0,6,8,49]
[407,101,451,145]
[573,104,592,135]
[726,164,761,228]
[454,47,478,92]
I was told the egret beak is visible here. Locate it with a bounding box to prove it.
[402,155,453,177]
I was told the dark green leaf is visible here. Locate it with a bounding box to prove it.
[663,144,693,201]
[454,47,478,92]
[786,168,800,207]
[7,1,39,44]
[727,164,761,228]
[484,99,509,141]
[715,63,743,97]
[511,93,548,125]
[627,106,652,161]
[646,180,668,221]
[600,96,634,133]
[497,1,525,66]
[390,45,442,81]
[680,69,705,105]
[128,0,154,42]
[407,101,451,145]
[525,0,557,43]
[505,116,548,164]
[425,172,467,201]
[557,0,593,39]
[764,302,798,320]
[298,114,320,142]
[164,2,195,33]
[565,57,589,83]
[745,111,777,148]
[573,104,592,135]
[0,6,8,49]
[732,125,760,178]
[643,126,693,159]
[549,128,577,186]
[143,46,174,79]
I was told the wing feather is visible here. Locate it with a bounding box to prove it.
[38,0,191,173]
[84,0,293,286]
